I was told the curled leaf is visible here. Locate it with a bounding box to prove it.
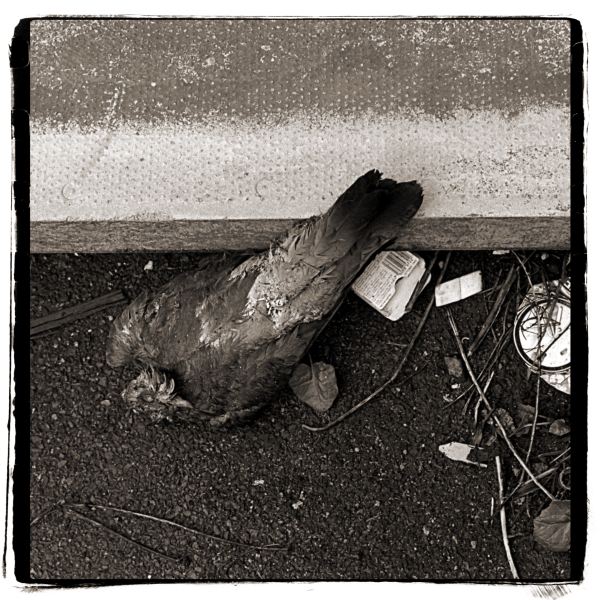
[289,362,338,413]
[533,500,570,552]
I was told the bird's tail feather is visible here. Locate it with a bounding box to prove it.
[282,169,422,271]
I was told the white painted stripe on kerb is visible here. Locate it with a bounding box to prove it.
[30,107,569,222]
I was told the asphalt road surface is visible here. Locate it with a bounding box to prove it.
[28,251,572,581]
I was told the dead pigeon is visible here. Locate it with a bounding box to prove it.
[106,170,422,426]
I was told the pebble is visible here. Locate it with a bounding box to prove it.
[444,356,464,379]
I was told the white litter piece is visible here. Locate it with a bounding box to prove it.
[143,260,154,271]
[352,251,429,321]
[492,250,510,255]
[435,271,483,307]
[514,278,570,394]
[438,442,488,468]
[541,371,570,395]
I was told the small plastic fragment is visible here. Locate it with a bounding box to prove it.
[438,441,488,468]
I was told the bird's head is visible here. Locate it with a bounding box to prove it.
[122,367,193,423]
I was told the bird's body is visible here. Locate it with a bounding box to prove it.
[107,170,423,426]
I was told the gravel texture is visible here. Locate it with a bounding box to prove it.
[29,251,572,581]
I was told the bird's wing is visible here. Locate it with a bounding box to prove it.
[191,317,323,419]
[106,253,247,367]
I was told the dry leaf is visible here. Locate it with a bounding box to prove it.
[533,500,570,552]
[549,419,570,437]
[289,361,338,413]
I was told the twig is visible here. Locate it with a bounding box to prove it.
[511,251,535,289]
[473,370,495,427]
[302,364,427,433]
[446,310,555,501]
[68,502,286,551]
[500,299,511,338]
[31,290,127,338]
[499,453,570,511]
[538,256,569,342]
[524,372,542,466]
[509,421,552,438]
[534,323,571,367]
[64,505,185,563]
[549,447,571,465]
[468,265,517,357]
[30,500,65,528]
[440,329,509,412]
[303,252,452,432]
[404,251,439,314]
[518,275,557,481]
[495,456,519,579]
[514,466,560,498]
[510,252,560,487]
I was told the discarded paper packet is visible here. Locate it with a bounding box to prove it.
[435,271,483,307]
[513,278,570,394]
[438,442,488,468]
[352,251,430,321]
